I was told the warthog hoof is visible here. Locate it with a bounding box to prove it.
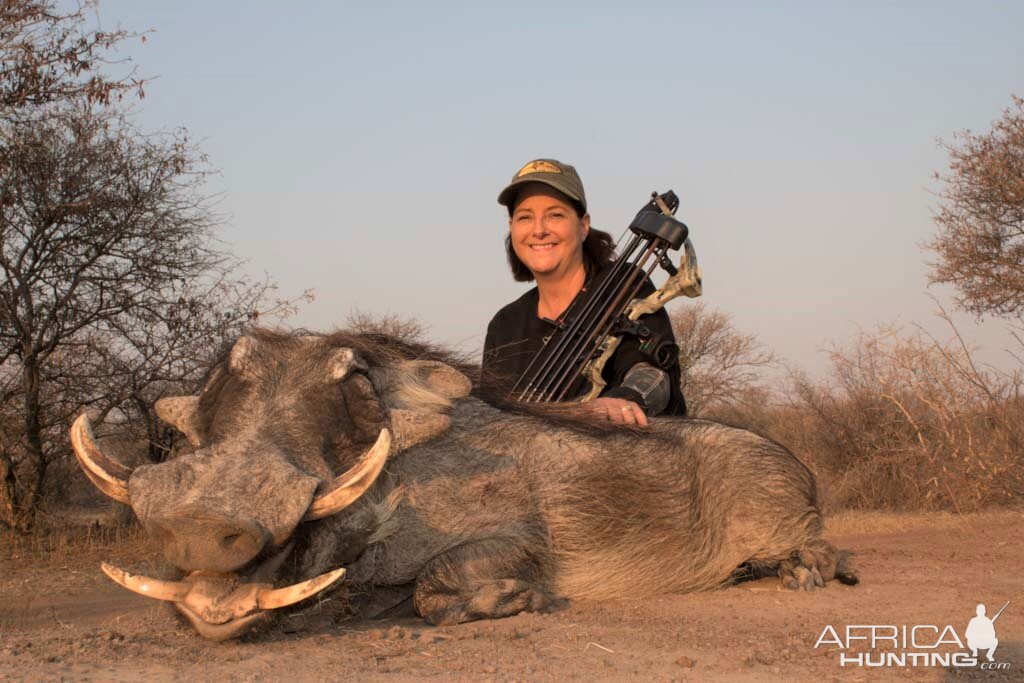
[778,545,859,591]
[416,578,554,625]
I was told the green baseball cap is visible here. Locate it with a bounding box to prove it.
[497,158,587,214]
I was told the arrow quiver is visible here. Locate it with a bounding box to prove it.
[510,190,703,403]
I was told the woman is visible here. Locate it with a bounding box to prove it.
[483,158,686,424]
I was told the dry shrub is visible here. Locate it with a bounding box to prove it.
[671,303,777,418]
[773,322,1023,512]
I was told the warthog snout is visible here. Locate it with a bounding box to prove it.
[126,446,322,573]
[147,512,271,573]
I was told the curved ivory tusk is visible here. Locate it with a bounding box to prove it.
[303,428,391,520]
[101,562,191,602]
[69,414,132,504]
[256,567,347,610]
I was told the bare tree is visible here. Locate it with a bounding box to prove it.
[0,1,295,530]
[670,303,776,417]
[927,95,1024,319]
[0,104,272,529]
[1,0,144,113]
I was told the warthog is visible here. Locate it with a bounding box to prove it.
[72,330,857,640]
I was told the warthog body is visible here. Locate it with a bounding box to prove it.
[72,330,856,639]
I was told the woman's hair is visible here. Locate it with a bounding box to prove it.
[505,228,617,282]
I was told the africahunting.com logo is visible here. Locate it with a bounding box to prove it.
[815,601,1011,670]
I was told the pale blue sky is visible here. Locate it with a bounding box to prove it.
[94,1,1023,375]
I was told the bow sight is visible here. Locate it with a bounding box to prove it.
[510,190,703,403]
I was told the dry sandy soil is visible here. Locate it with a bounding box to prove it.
[1,509,1021,682]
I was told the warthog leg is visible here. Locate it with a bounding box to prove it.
[413,538,554,626]
[777,542,859,591]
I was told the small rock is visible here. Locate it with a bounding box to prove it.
[674,655,696,668]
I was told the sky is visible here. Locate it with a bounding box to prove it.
[91,1,1024,377]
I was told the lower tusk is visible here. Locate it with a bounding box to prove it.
[101,562,191,602]
[256,567,346,610]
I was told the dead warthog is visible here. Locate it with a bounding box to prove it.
[71,330,857,640]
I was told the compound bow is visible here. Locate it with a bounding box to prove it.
[510,190,703,403]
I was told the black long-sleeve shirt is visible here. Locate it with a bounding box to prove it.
[482,265,686,416]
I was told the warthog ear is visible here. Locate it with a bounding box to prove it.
[229,336,256,376]
[154,396,203,447]
[328,347,369,382]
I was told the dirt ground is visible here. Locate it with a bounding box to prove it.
[1,509,1021,682]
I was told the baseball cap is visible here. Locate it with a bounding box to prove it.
[497,158,587,214]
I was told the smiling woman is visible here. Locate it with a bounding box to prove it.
[483,159,687,423]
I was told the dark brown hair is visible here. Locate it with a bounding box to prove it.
[504,227,617,283]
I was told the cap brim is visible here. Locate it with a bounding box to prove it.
[497,176,584,209]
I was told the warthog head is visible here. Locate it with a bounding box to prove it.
[71,331,470,640]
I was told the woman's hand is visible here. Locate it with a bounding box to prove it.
[586,397,649,426]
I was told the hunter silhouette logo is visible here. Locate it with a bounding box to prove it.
[814,601,1011,669]
[966,602,1008,662]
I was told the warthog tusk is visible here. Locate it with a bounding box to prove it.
[101,562,191,602]
[256,567,347,610]
[103,561,345,612]
[304,428,391,520]
[70,415,132,504]
[103,562,345,610]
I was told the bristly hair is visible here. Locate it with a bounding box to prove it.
[203,327,670,437]
[194,326,475,391]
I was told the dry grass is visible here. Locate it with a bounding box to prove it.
[1,511,143,566]
[754,320,1024,513]
[680,304,1023,513]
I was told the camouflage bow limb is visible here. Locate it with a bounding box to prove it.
[577,238,703,401]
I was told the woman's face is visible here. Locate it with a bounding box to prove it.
[509,186,590,280]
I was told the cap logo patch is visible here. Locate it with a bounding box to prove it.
[515,160,562,178]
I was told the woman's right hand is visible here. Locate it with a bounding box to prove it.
[584,397,649,426]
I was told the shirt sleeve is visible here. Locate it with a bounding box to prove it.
[599,278,686,416]
[482,318,496,371]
